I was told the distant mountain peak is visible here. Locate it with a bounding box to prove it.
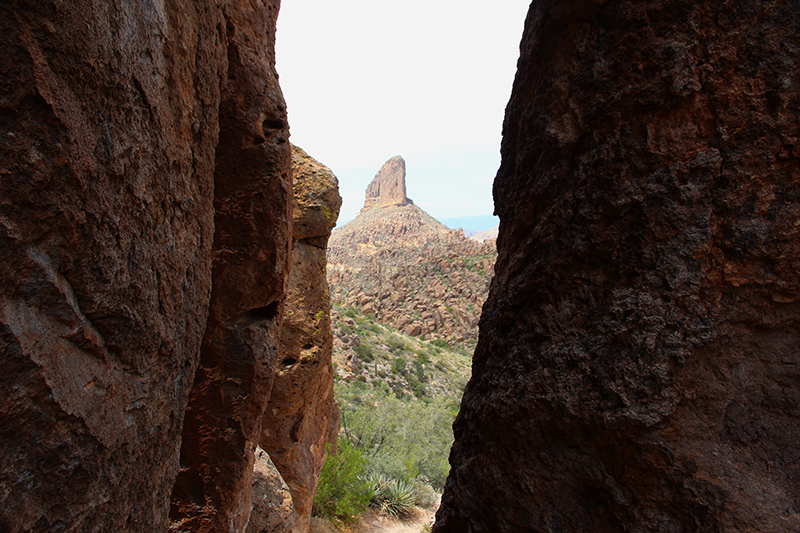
[362,155,414,211]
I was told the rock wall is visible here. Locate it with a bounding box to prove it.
[257,145,341,533]
[0,2,219,530]
[435,1,800,532]
[0,1,293,532]
[169,1,292,531]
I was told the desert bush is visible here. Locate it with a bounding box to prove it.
[338,384,455,488]
[354,343,373,362]
[368,474,416,519]
[312,437,373,524]
[391,357,407,374]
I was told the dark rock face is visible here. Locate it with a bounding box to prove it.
[435,1,800,532]
[0,2,219,531]
[0,1,291,532]
[169,1,292,532]
[363,155,412,210]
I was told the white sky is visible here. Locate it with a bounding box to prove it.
[276,0,531,224]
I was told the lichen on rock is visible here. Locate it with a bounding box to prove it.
[257,145,342,533]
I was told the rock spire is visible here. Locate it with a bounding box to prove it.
[362,155,413,211]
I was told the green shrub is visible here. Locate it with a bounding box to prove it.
[354,344,373,362]
[413,481,439,509]
[368,474,416,519]
[391,357,407,374]
[386,336,408,353]
[431,338,449,349]
[312,437,373,524]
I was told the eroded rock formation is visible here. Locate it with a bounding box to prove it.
[0,1,294,532]
[435,1,800,532]
[363,155,413,211]
[168,2,292,531]
[329,184,495,347]
[257,145,341,533]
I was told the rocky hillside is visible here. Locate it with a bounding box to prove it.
[331,305,471,402]
[435,1,800,532]
[327,157,496,347]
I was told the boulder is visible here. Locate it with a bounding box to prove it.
[247,448,295,533]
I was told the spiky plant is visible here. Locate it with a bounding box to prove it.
[368,474,416,519]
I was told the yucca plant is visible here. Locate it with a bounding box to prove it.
[368,473,416,519]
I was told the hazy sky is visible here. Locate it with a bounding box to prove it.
[276,0,531,224]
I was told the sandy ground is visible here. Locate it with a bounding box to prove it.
[310,506,436,533]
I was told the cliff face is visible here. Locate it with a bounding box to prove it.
[257,145,341,533]
[435,1,800,532]
[169,1,292,531]
[0,1,293,532]
[363,156,413,211]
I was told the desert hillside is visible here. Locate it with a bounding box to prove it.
[327,157,496,348]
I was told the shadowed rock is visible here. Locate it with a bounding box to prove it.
[169,1,292,531]
[435,1,800,532]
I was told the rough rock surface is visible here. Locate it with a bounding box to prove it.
[328,203,495,347]
[258,145,341,533]
[247,448,295,533]
[0,2,221,531]
[0,1,292,532]
[169,1,292,532]
[435,1,800,532]
[363,156,412,211]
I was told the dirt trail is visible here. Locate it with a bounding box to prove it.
[309,507,435,533]
[358,507,435,533]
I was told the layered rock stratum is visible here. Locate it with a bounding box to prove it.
[0,3,336,533]
[328,158,496,347]
[435,1,800,532]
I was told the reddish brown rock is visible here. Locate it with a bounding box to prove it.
[258,146,341,533]
[435,1,800,532]
[169,1,292,532]
[247,448,295,533]
[0,1,222,531]
[363,155,412,211]
[328,202,495,347]
[0,1,293,532]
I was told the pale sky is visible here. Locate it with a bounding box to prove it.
[276,0,531,225]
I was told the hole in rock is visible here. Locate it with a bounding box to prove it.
[281,358,297,368]
[225,302,279,329]
[262,118,284,130]
[302,343,314,350]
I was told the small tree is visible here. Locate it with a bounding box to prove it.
[312,436,373,524]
